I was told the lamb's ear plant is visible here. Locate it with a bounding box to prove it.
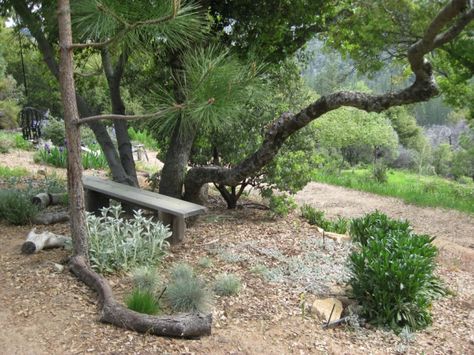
[86,205,171,273]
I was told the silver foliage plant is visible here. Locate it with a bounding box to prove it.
[86,205,171,273]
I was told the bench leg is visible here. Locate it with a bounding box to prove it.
[84,189,109,213]
[159,212,185,244]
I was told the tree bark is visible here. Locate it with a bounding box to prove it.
[57,0,212,338]
[159,120,196,198]
[101,48,138,186]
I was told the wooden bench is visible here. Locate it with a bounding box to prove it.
[82,176,206,244]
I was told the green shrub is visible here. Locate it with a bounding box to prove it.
[268,193,297,218]
[332,216,349,234]
[13,134,32,150]
[349,212,445,331]
[300,204,349,233]
[166,263,212,313]
[86,205,171,273]
[0,189,39,225]
[132,266,161,295]
[125,289,160,315]
[128,127,158,150]
[42,118,66,146]
[350,210,411,246]
[214,273,241,296]
[37,145,67,168]
[301,204,330,229]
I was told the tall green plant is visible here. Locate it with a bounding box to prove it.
[349,211,446,331]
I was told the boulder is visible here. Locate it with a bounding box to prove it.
[310,297,343,322]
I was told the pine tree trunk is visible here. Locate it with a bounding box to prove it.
[159,123,196,198]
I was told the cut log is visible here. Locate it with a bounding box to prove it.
[21,228,71,254]
[32,211,70,225]
[32,193,68,208]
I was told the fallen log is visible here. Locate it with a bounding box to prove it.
[32,193,67,208]
[21,228,71,254]
[32,211,69,225]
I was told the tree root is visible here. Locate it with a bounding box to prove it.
[69,255,212,338]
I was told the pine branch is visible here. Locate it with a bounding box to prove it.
[77,110,170,125]
[70,0,181,49]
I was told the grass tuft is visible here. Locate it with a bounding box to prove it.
[166,263,212,313]
[214,273,241,296]
[125,289,160,315]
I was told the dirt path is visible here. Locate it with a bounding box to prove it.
[296,182,474,270]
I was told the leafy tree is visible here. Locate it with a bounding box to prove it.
[452,129,474,179]
[432,143,454,176]
[386,106,426,152]
[314,108,399,165]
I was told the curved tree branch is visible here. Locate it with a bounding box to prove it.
[184,0,474,203]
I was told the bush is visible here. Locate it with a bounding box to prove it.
[42,118,66,146]
[125,289,160,315]
[165,263,212,313]
[349,211,445,331]
[300,204,349,233]
[0,131,32,152]
[128,127,158,150]
[214,273,241,296]
[0,189,39,225]
[350,210,410,246]
[86,205,171,273]
[268,193,297,218]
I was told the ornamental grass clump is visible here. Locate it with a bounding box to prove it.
[165,263,213,313]
[86,205,171,274]
[125,289,160,315]
[348,211,446,331]
[214,273,241,296]
[132,266,161,295]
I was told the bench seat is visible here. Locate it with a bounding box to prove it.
[82,176,206,244]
